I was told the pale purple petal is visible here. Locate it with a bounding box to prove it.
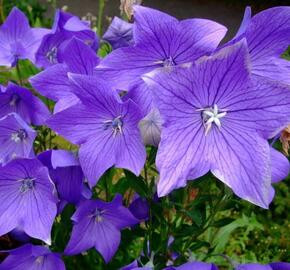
[103,17,134,49]
[97,194,139,229]
[270,148,289,183]
[114,100,146,176]
[47,103,101,145]
[233,6,251,39]
[0,7,30,43]
[124,80,155,116]
[245,7,290,60]
[53,95,80,113]
[57,37,99,74]
[120,260,138,270]
[252,57,290,85]
[225,78,290,139]
[132,5,178,43]
[78,136,116,187]
[51,150,79,168]
[22,28,51,64]
[29,63,72,101]
[94,221,121,263]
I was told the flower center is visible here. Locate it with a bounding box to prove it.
[35,256,44,264]
[46,47,58,64]
[11,129,28,142]
[9,94,20,106]
[103,116,123,137]
[198,104,227,135]
[94,208,105,223]
[163,57,175,67]
[20,177,35,193]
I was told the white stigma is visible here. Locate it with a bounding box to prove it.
[198,104,227,135]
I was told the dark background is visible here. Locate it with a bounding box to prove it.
[54,0,290,39]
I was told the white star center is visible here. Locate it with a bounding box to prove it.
[198,104,227,135]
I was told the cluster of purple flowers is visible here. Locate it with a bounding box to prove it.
[0,3,289,269]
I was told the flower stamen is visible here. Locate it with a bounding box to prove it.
[103,116,123,137]
[197,104,227,135]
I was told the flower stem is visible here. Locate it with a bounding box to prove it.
[97,0,105,36]
[0,0,5,24]
[16,62,23,86]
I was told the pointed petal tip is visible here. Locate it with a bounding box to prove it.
[157,183,169,198]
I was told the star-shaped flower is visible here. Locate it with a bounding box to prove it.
[47,74,146,187]
[30,37,100,113]
[64,195,138,263]
[0,113,36,165]
[0,244,65,270]
[0,7,50,67]
[144,40,290,208]
[96,5,227,89]
[0,82,50,125]
[35,9,98,68]
[0,158,57,244]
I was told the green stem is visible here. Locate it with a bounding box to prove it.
[182,186,227,253]
[16,62,23,86]
[97,0,105,36]
[144,163,153,257]
[0,0,5,24]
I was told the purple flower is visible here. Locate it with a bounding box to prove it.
[0,244,65,270]
[0,113,36,165]
[269,262,290,270]
[96,5,227,90]
[0,158,57,244]
[236,262,290,270]
[0,7,50,67]
[166,262,218,270]
[230,6,290,84]
[0,82,50,125]
[144,40,290,208]
[103,16,134,49]
[64,194,139,263]
[30,37,100,113]
[37,149,89,205]
[129,194,149,220]
[270,147,290,183]
[47,74,146,187]
[35,9,98,68]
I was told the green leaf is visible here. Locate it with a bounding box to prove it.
[124,170,148,197]
[212,214,262,253]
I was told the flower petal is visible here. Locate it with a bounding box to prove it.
[270,148,289,183]
[58,37,100,74]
